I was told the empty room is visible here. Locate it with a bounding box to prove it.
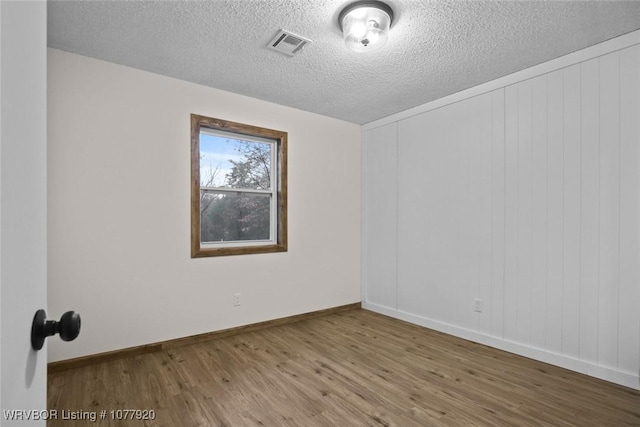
[2,0,640,426]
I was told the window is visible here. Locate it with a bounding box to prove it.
[191,115,287,257]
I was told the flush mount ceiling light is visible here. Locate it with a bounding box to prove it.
[338,0,394,52]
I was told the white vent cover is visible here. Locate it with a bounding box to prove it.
[268,30,312,56]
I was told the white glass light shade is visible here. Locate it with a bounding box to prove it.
[339,1,393,53]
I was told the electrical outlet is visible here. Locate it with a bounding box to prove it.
[233,293,241,306]
[474,298,483,313]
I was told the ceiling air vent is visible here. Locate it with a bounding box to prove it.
[268,30,312,57]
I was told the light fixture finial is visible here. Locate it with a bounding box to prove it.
[339,1,394,53]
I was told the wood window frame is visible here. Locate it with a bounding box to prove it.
[191,114,288,257]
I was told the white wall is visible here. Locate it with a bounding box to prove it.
[363,31,640,389]
[47,49,361,362]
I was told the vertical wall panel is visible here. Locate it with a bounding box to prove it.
[618,44,640,374]
[460,95,491,330]
[598,51,620,369]
[396,108,444,318]
[363,123,398,309]
[490,89,506,338]
[457,98,476,328]
[562,64,582,358]
[434,104,463,323]
[546,69,564,354]
[530,74,548,350]
[504,85,519,342]
[395,116,419,316]
[516,81,533,345]
[579,58,600,364]
[478,93,495,335]
[437,101,466,325]
[396,93,500,327]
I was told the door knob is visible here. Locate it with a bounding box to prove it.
[31,309,81,351]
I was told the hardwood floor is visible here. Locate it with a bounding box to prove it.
[48,309,640,426]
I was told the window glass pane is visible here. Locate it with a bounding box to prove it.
[200,191,271,243]
[200,133,272,190]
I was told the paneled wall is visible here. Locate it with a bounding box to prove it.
[363,35,640,389]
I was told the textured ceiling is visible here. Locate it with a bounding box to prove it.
[48,1,640,124]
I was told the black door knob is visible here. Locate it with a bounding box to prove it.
[31,309,81,351]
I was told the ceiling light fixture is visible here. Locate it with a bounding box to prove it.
[338,0,394,53]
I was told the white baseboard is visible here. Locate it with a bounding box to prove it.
[362,302,640,391]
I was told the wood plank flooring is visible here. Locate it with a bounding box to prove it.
[48,309,640,426]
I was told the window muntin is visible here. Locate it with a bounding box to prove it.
[191,115,287,257]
